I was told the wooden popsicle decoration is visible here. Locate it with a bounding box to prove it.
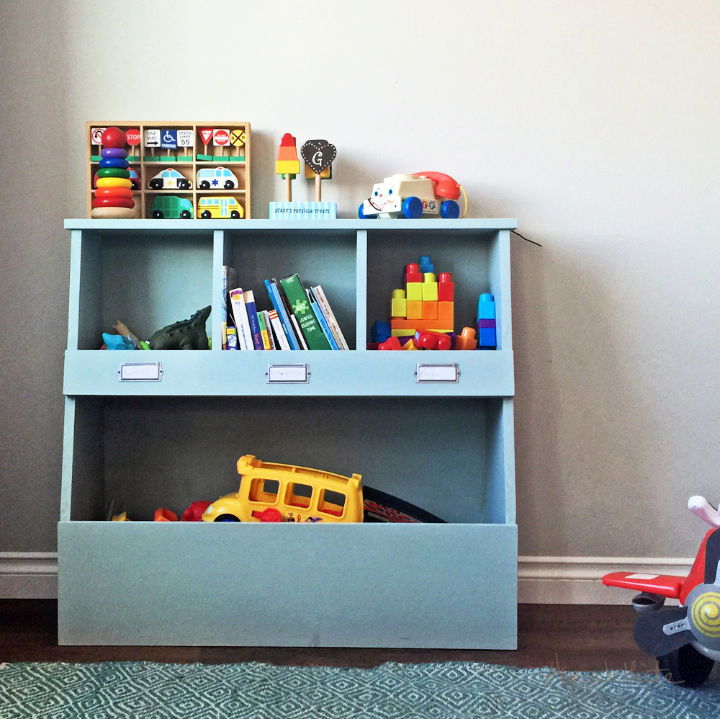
[301,139,336,202]
[275,133,300,202]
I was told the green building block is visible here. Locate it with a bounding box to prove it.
[127,155,141,162]
[196,154,212,161]
[227,156,246,162]
[90,155,101,162]
[176,155,193,162]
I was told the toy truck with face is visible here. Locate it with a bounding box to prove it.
[359,172,463,219]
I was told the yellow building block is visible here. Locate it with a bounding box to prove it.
[406,281,422,301]
[422,273,438,301]
[422,301,438,320]
[406,299,423,319]
[391,289,407,318]
[402,339,419,350]
[391,329,415,337]
[437,301,454,324]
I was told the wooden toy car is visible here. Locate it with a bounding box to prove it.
[202,454,364,523]
[150,195,193,219]
[148,168,191,190]
[196,166,239,189]
[359,172,462,219]
[197,195,244,219]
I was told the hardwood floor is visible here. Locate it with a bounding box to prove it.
[0,600,655,672]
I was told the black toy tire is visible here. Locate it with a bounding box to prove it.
[214,514,240,522]
[230,211,240,219]
[201,210,212,219]
[224,180,235,189]
[178,180,190,190]
[657,645,714,688]
[152,210,163,219]
[180,210,191,219]
[200,181,210,189]
[149,179,162,189]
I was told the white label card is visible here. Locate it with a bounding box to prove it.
[416,364,460,383]
[119,363,163,381]
[267,364,309,383]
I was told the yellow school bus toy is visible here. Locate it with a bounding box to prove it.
[197,195,244,219]
[202,455,364,523]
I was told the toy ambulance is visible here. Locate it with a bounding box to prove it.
[196,166,239,190]
[359,172,463,219]
[202,454,364,523]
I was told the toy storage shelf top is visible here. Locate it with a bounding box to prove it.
[66,218,518,231]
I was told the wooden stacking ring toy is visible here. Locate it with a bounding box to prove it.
[91,206,136,219]
[100,127,127,149]
[96,168,130,179]
[99,157,130,169]
[96,177,132,189]
[92,197,134,209]
[101,147,128,159]
[94,187,133,200]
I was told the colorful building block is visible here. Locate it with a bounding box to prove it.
[454,327,478,350]
[370,321,391,343]
[477,292,496,320]
[406,282,422,301]
[406,299,423,319]
[415,330,452,350]
[437,301,454,324]
[391,318,452,332]
[438,272,455,301]
[378,337,402,350]
[419,255,434,274]
[402,339,418,350]
[391,289,407,318]
[391,329,416,337]
[404,263,422,283]
[477,292,497,349]
[479,327,497,349]
[422,301,438,320]
[422,273,438,301]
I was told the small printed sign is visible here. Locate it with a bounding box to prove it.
[144,129,161,147]
[230,129,246,147]
[199,128,213,145]
[213,128,230,146]
[91,127,106,145]
[125,128,141,146]
[161,129,177,149]
[177,129,194,147]
[301,139,336,175]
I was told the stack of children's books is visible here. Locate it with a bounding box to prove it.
[221,267,349,350]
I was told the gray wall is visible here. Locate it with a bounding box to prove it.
[1,0,719,559]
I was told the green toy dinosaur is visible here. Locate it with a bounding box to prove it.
[146,306,212,350]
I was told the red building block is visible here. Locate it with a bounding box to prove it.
[438,272,455,301]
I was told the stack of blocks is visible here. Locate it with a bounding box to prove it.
[477,293,497,349]
[389,255,454,338]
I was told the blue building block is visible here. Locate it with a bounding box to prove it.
[477,293,496,320]
[419,255,434,274]
[371,321,391,343]
[479,326,497,350]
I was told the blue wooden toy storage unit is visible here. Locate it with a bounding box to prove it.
[60,218,518,648]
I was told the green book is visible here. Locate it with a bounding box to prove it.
[279,274,331,350]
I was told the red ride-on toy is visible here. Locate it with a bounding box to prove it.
[603,495,720,687]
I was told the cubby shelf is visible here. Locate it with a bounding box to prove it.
[60,218,519,649]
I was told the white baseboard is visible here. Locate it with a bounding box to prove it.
[519,556,692,604]
[0,553,57,598]
[0,553,694,603]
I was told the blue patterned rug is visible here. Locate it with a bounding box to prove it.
[1,660,719,718]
